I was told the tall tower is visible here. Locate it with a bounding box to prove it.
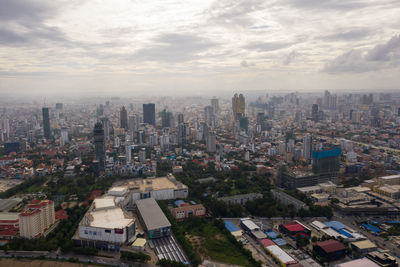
[211,98,219,115]
[204,106,215,128]
[94,122,105,170]
[206,131,216,153]
[143,103,156,126]
[232,93,245,120]
[120,106,128,129]
[42,107,51,139]
[312,104,319,122]
[101,117,110,141]
[302,133,312,161]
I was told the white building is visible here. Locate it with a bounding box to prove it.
[19,200,55,239]
[78,197,135,246]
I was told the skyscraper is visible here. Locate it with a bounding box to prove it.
[160,109,172,128]
[312,104,319,122]
[178,123,187,146]
[302,133,312,161]
[101,117,110,141]
[143,103,156,126]
[177,113,184,124]
[204,105,215,128]
[206,131,216,153]
[211,98,219,115]
[94,122,105,170]
[60,128,69,146]
[120,106,128,129]
[42,107,51,139]
[232,93,245,120]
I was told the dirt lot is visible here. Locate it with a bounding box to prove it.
[0,258,95,267]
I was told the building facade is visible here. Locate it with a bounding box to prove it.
[19,200,55,239]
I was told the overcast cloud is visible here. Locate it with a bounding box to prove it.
[0,0,399,95]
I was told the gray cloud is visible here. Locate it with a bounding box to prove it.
[322,28,372,41]
[284,0,372,10]
[132,33,217,63]
[283,51,297,65]
[244,41,295,52]
[324,35,400,73]
[205,0,267,28]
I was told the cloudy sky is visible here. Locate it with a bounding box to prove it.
[0,0,399,96]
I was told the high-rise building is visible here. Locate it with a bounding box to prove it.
[55,103,63,110]
[398,107,400,117]
[303,134,313,160]
[239,117,249,132]
[128,115,138,132]
[100,117,110,141]
[126,143,132,162]
[177,113,184,124]
[312,146,341,174]
[42,107,51,139]
[94,122,105,169]
[312,104,319,122]
[60,128,69,146]
[211,98,219,115]
[204,105,215,128]
[160,109,172,128]
[143,103,156,126]
[178,123,187,146]
[232,93,245,120]
[19,200,55,239]
[206,131,216,153]
[120,106,128,129]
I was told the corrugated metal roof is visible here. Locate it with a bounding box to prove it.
[136,198,171,231]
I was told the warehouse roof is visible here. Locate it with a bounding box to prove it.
[338,258,379,267]
[135,198,171,231]
[0,198,22,212]
[282,222,304,232]
[313,239,345,253]
[324,221,346,231]
[259,238,275,247]
[266,245,296,265]
[352,240,376,250]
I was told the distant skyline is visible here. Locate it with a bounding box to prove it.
[0,0,399,96]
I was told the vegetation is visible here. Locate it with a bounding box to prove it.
[157,259,187,267]
[388,225,400,235]
[120,251,150,262]
[0,177,47,198]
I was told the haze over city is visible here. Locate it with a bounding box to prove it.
[1,0,400,96]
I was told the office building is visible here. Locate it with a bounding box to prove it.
[279,170,338,189]
[204,105,215,128]
[177,123,187,146]
[160,109,172,128]
[206,131,216,153]
[55,103,63,110]
[60,127,69,146]
[94,122,105,170]
[211,98,219,115]
[19,200,55,239]
[239,117,249,132]
[125,144,132,163]
[128,115,138,132]
[302,133,313,160]
[232,93,245,120]
[120,106,128,129]
[311,104,319,122]
[101,117,110,141]
[177,113,184,124]
[42,107,51,139]
[135,198,171,239]
[143,103,156,126]
[218,193,262,205]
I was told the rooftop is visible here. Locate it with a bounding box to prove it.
[352,240,377,250]
[93,197,115,210]
[86,207,134,229]
[126,175,187,192]
[380,174,400,180]
[313,239,345,253]
[135,198,171,231]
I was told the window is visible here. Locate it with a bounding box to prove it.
[84,230,88,235]
[105,229,111,233]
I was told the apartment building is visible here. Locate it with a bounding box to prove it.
[19,199,55,239]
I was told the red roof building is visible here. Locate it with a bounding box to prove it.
[313,239,346,261]
[279,221,311,239]
[55,209,68,220]
[259,238,275,248]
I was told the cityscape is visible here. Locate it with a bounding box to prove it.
[1,1,400,267]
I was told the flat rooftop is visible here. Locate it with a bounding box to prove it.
[87,207,134,229]
[125,175,187,192]
[136,198,171,231]
[93,197,115,210]
[380,174,400,180]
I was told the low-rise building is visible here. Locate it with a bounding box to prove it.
[366,251,397,267]
[170,201,206,221]
[218,193,262,205]
[313,239,346,262]
[135,198,171,239]
[271,189,309,211]
[351,240,377,255]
